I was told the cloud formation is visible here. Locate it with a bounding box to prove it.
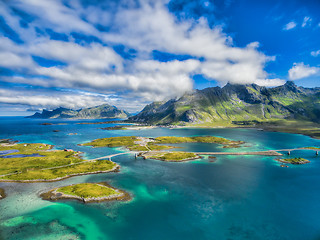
[283,21,297,30]
[302,16,312,28]
[288,63,319,80]
[0,0,284,112]
[311,50,320,57]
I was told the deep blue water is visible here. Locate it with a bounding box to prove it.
[0,117,320,240]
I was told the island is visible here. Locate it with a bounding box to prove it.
[140,151,200,162]
[0,143,118,182]
[40,182,131,203]
[276,157,310,165]
[80,135,245,161]
[304,147,320,150]
[0,187,5,199]
[80,136,244,150]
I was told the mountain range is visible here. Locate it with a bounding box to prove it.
[27,104,129,119]
[28,81,320,126]
[129,81,320,125]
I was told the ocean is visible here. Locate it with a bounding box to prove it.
[0,117,320,240]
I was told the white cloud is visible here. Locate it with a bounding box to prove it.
[0,86,149,113]
[30,40,124,72]
[0,37,36,69]
[10,0,98,35]
[0,0,281,111]
[254,78,286,87]
[311,50,320,57]
[283,21,297,30]
[302,16,312,27]
[0,88,107,110]
[288,63,319,80]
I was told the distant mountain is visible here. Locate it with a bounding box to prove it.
[129,81,320,125]
[27,104,130,119]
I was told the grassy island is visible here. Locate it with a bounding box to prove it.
[304,147,320,150]
[141,151,200,162]
[276,157,310,165]
[81,135,244,152]
[0,143,118,182]
[80,136,173,151]
[0,187,5,199]
[40,182,130,203]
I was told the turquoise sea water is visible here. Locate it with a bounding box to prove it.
[0,117,320,240]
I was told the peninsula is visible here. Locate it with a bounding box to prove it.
[0,143,118,182]
[27,104,129,119]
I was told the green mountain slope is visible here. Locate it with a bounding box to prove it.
[129,81,320,125]
[28,104,130,119]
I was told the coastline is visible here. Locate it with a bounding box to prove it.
[141,153,202,162]
[94,120,320,139]
[275,158,310,165]
[0,187,5,200]
[40,182,131,203]
[0,164,120,183]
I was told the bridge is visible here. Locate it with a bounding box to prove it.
[91,152,136,161]
[195,148,319,156]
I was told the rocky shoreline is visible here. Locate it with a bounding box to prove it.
[275,158,310,165]
[144,155,202,162]
[0,187,5,199]
[0,164,120,183]
[40,182,131,203]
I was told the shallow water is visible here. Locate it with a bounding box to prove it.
[0,153,43,158]
[0,150,18,155]
[0,117,320,240]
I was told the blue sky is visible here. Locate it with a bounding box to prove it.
[0,0,319,116]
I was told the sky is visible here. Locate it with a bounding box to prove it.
[0,0,319,116]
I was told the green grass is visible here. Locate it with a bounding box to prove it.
[278,157,310,164]
[0,143,83,176]
[0,160,116,181]
[57,183,120,198]
[80,136,137,148]
[254,120,320,139]
[0,143,117,181]
[147,143,173,151]
[145,152,198,161]
[154,136,243,146]
[81,136,174,151]
[175,105,192,113]
[82,135,244,152]
[0,143,52,154]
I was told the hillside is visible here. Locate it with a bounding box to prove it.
[129,81,320,125]
[27,104,129,119]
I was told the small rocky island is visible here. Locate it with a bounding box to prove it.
[0,188,5,199]
[276,157,310,165]
[41,182,131,203]
[140,151,201,162]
